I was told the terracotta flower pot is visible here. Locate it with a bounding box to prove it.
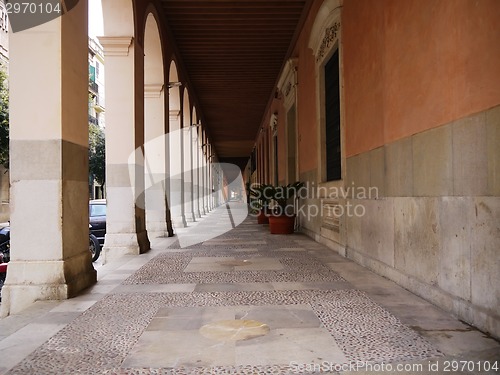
[257,210,269,224]
[268,215,296,234]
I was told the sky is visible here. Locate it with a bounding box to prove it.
[88,0,103,39]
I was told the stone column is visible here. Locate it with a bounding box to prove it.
[168,110,186,228]
[208,144,215,210]
[1,0,96,316]
[98,36,150,261]
[205,143,211,212]
[202,132,209,214]
[193,126,202,218]
[196,128,205,216]
[144,84,168,238]
[183,125,196,222]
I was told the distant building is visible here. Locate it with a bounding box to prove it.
[88,36,105,199]
[0,0,8,66]
[88,36,105,129]
[0,0,7,222]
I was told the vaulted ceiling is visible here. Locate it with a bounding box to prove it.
[159,0,312,167]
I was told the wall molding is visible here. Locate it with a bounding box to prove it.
[98,36,133,57]
[277,58,298,111]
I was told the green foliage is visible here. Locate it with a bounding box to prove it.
[89,123,105,186]
[0,67,9,169]
[248,182,304,215]
[249,183,274,208]
[267,181,304,210]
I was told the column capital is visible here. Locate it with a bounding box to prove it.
[145,84,164,98]
[98,36,133,56]
[169,109,181,121]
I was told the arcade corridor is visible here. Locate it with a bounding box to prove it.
[1,0,499,372]
[0,208,498,374]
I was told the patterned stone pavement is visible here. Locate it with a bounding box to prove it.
[0,207,499,374]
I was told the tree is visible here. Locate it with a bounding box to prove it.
[89,123,105,188]
[0,67,8,170]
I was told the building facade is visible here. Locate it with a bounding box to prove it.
[88,36,105,200]
[247,0,500,338]
[0,0,8,223]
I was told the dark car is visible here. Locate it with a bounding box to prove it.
[89,199,106,246]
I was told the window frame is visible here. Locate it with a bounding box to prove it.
[324,48,342,182]
[308,5,344,188]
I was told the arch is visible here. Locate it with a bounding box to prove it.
[144,12,164,86]
[143,11,168,237]
[308,0,342,55]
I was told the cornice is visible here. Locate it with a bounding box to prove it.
[97,36,133,57]
[144,84,164,98]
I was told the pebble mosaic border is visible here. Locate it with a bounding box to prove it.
[6,218,443,374]
[7,290,442,375]
[123,251,345,285]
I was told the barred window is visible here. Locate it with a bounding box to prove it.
[324,49,341,181]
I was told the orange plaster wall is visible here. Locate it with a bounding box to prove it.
[342,1,386,157]
[343,0,500,157]
[277,104,287,184]
[292,0,324,176]
[296,40,319,174]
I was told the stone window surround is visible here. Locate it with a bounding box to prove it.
[308,0,344,243]
[308,1,344,189]
[277,58,299,184]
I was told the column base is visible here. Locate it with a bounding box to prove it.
[166,221,175,237]
[146,220,169,238]
[186,211,197,222]
[0,252,97,317]
[102,230,150,264]
[171,215,187,228]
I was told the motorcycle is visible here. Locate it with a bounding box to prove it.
[0,224,100,301]
[89,229,101,262]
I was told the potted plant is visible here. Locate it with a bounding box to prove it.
[267,181,304,234]
[249,183,273,224]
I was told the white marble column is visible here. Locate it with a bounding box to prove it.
[193,126,202,218]
[168,110,186,228]
[205,142,212,212]
[98,36,150,261]
[196,128,205,216]
[208,145,215,210]
[144,84,168,238]
[183,125,196,222]
[202,132,209,214]
[1,0,96,316]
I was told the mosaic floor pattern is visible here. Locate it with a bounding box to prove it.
[5,214,444,374]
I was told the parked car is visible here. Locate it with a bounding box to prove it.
[89,199,106,246]
[0,224,9,301]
